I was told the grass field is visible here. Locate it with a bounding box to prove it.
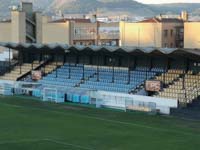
[0,96,200,150]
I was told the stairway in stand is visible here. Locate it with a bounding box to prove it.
[171,97,200,120]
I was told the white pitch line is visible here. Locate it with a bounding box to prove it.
[0,138,94,150]
[45,138,94,150]
[0,139,44,145]
[0,102,200,137]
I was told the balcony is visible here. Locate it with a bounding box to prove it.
[99,33,119,40]
[74,34,96,40]
[176,34,184,41]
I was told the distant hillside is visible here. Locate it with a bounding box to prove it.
[150,3,200,15]
[0,0,200,19]
[45,0,200,17]
[45,0,155,16]
[0,0,54,18]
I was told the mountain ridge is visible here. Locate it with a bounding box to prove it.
[0,0,200,18]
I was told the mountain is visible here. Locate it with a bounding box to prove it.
[46,0,155,16]
[45,0,200,17]
[0,0,200,19]
[0,0,54,18]
[150,3,200,15]
[0,0,155,17]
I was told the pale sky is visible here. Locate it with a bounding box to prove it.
[135,0,200,4]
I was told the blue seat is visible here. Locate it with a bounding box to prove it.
[72,94,80,103]
[81,95,90,104]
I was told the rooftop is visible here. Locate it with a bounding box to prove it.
[138,17,183,23]
[0,42,200,61]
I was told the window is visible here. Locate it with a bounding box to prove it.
[164,30,168,37]
[171,29,173,37]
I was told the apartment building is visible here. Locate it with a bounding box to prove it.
[0,2,120,46]
[45,18,120,46]
[184,22,200,49]
[2,2,198,50]
[120,13,187,48]
[41,17,73,44]
[0,2,42,43]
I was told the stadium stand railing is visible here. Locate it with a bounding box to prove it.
[0,61,42,81]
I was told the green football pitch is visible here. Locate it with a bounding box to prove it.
[0,96,200,150]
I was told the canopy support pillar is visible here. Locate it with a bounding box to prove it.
[8,48,11,72]
[150,57,153,70]
[127,55,130,84]
[68,57,71,79]
[19,51,22,75]
[82,65,85,80]
[145,57,148,80]
[112,55,115,83]
[63,55,65,65]
[43,53,46,76]
[31,53,34,70]
[56,54,58,78]
[97,55,99,82]
[133,56,137,70]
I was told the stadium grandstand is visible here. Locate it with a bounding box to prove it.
[0,42,200,114]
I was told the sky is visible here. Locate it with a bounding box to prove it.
[135,0,200,4]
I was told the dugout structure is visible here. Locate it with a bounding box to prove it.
[95,93,157,113]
